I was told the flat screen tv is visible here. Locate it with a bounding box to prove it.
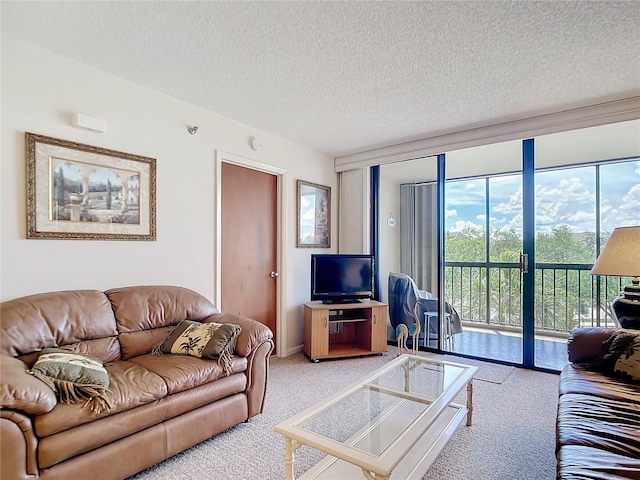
[311,254,374,303]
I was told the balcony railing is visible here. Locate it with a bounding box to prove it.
[444,261,624,334]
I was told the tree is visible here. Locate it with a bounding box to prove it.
[106,179,112,210]
[536,225,595,264]
[445,225,485,262]
[489,228,521,262]
[444,224,606,332]
[54,167,65,206]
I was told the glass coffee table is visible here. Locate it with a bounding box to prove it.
[274,354,478,480]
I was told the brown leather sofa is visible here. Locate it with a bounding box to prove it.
[0,285,274,480]
[556,327,640,479]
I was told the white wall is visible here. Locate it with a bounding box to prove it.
[377,174,401,302]
[377,173,402,340]
[1,35,336,355]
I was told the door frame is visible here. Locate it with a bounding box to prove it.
[437,146,530,367]
[215,150,287,357]
[521,138,535,368]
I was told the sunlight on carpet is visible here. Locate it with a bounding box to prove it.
[385,345,515,384]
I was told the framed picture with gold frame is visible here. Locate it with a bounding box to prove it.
[26,132,157,240]
[296,179,330,248]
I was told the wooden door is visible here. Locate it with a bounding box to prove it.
[221,162,278,353]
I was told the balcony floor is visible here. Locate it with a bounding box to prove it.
[447,325,568,371]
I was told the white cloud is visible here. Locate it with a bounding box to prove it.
[445,195,484,206]
[464,180,485,191]
[620,184,640,208]
[445,164,638,235]
[449,220,484,233]
[602,183,640,231]
[446,180,485,206]
[533,176,596,232]
[617,184,640,224]
[445,208,457,218]
[503,212,523,233]
[488,175,598,233]
[568,211,596,223]
[492,186,522,215]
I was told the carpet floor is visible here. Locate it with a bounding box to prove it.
[129,347,559,480]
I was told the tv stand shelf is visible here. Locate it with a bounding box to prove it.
[329,318,365,324]
[303,300,388,362]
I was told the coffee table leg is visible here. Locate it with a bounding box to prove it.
[284,437,302,480]
[466,379,474,426]
[361,468,389,480]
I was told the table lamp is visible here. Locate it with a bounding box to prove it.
[590,226,640,329]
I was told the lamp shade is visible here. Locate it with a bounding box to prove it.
[590,226,640,277]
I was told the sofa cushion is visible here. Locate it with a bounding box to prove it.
[105,285,219,360]
[29,348,111,413]
[559,365,639,403]
[34,360,167,437]
[152,320,241,375]
[557,392,640,459]
[0,290,118,360]
[37,373,248,469]
[130,353,247,394]
[557,445,640,480]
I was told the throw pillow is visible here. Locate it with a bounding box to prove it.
[28,348,112,413]
[588,329,640,382]
[614,336,640,382]
[151,320,241,375]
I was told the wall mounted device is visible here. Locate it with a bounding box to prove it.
[387,213,396,228]
[251,137,263,151]
[72,113,106,133]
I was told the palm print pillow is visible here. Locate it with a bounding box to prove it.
[588,329,640,382]
[614,336,640,382]
[152,320,241,375]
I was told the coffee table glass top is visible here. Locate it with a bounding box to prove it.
[286,355,473,459]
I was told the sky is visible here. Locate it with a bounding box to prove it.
[54,161,139,188]
[445,160,640,235]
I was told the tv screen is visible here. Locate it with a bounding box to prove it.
[311,254,374,303]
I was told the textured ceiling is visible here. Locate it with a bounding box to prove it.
[2,1,640,157]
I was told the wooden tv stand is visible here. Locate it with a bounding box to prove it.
[303,300,388,362]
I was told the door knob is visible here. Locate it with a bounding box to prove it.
[270,271,279,278]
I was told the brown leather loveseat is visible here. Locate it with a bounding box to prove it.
[0,285,274,480]
[556,327,640,479]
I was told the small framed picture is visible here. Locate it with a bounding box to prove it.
[296,180,331,248]
[26,132,157,240]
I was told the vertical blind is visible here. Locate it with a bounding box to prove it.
[338,168,370,254]
[400,183,438,294]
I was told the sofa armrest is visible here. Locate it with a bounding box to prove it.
[567,327,619,364]
[206,312,274,418]
[1,410,39,479]
[0,355,57,415]
[206,312,274,358]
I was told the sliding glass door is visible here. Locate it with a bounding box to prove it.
[443,140,526,364]
[375,119,640,370]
